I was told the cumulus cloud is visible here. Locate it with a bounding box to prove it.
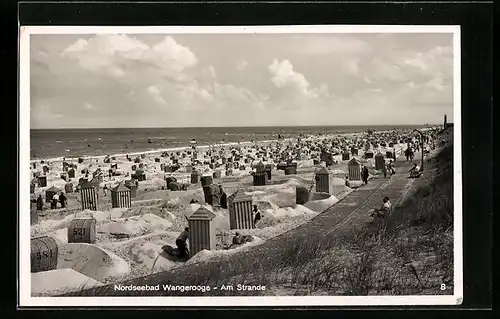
[236,59,248,71]
[268,58,330,106]
[30,33,454,128]
[295,35,370,55]
[62,34,198,80]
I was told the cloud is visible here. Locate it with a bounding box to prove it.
[30,33,454,128]
[146,85,168,105]
[236,59,248,71]
[268,59,330,105]
[268,59,312,95]
[296,36,371,55]
[62,34,198,80]
[344,59,360,76]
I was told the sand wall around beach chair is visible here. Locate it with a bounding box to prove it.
[31,268,104,297]
[57,243,130,282]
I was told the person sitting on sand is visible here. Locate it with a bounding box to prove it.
[253,205,261,226]
[409,163,421,178]
[371,197,392,218]
[59,192,67,209]
[176,227,189,258]
[232,232,243,245]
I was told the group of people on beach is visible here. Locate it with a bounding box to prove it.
[36,192,67,211]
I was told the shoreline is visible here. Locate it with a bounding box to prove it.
[29,131,366,164]
[28,126,433,164]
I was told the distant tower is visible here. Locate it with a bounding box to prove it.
[444,114,447,129]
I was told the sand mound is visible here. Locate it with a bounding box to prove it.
[57,243,130,282]
[30,214,75,237]
[49,227,68,243]
[97,213,173,237]
[330,169,347,176]
[185,236,264,265]
[100,231,180,276]
[31,268,104,297]
[245,181,299,208]
[253,200,279,211]
[304,195,339,213]
[90,208,128,222]
[348,181,364,188]
[125,236,179,273]
[331,177,347,186]
[266,205,318,219]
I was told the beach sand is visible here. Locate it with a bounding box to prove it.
[29,129,427,295]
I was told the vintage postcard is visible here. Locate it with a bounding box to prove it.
[19,25,462,307]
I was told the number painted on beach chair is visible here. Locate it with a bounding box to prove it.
[35,249,55,260]
[72,228,86,236]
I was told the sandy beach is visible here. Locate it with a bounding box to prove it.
[27,126,442,296]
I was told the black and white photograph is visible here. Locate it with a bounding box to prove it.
[19,25,462,307]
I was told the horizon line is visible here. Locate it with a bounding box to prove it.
[31,123,444,130]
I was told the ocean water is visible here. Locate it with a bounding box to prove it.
[30,125,423,160]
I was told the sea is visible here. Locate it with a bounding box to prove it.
[30,125,424,160]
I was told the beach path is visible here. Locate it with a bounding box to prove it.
[66,151,424,296]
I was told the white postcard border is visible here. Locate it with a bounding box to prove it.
[19,25,463,307]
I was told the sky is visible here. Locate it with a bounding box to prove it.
[29,32,454,129]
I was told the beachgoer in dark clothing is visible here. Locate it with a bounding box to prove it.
[388,160,396,175]
[59,192,67,208]
[36,194,44,211]
[253,205,261,226]
[176,227,189,258]
[382,164,388,178]
[220,190,228,209]
[361,166,369,184]
[232,232,243,245]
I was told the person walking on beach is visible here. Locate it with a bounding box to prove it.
[253,205,261,227]
[404,148,411,161]
[388,160,396,176]
[176,227,189,258]
[36,194,44,211]
[361,165,369,185]
[382,163,388,178]
[59,192,67,208]
[103,184,108,197]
